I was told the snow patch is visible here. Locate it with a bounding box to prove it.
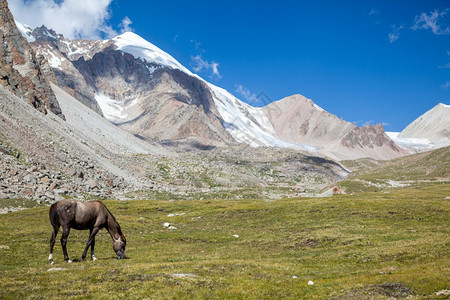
[386,132,434,151]
[208,83,317,152]
[314,103,324,112]
[94,94,142,124]
[14,20,35,42]
[46,51,64,69]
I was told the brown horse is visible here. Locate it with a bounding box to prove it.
[48,200,126,264]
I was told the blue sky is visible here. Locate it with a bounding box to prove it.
[10,0,450,131]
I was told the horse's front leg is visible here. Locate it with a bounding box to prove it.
[82,227,100,261]
[60,226,72,263]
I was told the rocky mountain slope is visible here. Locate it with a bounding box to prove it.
[22,23,404,160]
[1,82,350,203]
[262,94,405,160]
[0,0,62,117]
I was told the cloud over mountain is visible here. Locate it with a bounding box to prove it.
[9,0,132,39]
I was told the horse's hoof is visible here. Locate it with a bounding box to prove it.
[92,256,97,261]
[49,261,54,265]
[67,260,72,264]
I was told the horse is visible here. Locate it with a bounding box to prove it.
[48,199,126,264]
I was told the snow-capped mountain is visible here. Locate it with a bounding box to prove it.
[20,22,406,160]
[387,103,450,152]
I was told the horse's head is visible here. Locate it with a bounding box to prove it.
[113,236,126,259]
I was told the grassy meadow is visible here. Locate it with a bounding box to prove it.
[0,183,449,299]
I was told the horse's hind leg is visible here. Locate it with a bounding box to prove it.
[49,225,59,264]
[60,226,72,263]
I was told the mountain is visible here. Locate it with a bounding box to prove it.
[386,103,450,153]
[0,3,352,203]
[398,103,450,146]
[19,22,404,160]
[262,94,405,160]
[0,0,62,117]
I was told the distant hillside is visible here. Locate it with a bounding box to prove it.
[339,146,450,193]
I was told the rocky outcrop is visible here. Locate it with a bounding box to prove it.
[341,123,399,150]
[0,0,63,118]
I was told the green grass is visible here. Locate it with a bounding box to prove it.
[0,183,449,299]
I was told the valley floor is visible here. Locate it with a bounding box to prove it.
[0,183,448,299]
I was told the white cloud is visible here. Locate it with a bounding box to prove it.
[388,24,404,43]
[235,85,257,103]
[119,16,133,34]
[412,8,450,35]
[190,39,202,50]
[8,0,122,39]
[368,8,380,16]
[442,81,450,89]
[191,55,221,79]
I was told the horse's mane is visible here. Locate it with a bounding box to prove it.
[103,203,124,237]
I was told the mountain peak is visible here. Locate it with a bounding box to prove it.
[112,31,190,73]
[31,25,63,43]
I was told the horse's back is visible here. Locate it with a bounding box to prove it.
[50,200,108,230]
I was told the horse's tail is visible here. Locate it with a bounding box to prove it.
[49,202,60,228]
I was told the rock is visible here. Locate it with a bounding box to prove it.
[47,268,66,272]
[23,174,37,184]
[436,290,450,296]
[0,0,63,118]
[44,191,55,200]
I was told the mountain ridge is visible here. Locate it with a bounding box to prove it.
[19,24,411,160]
